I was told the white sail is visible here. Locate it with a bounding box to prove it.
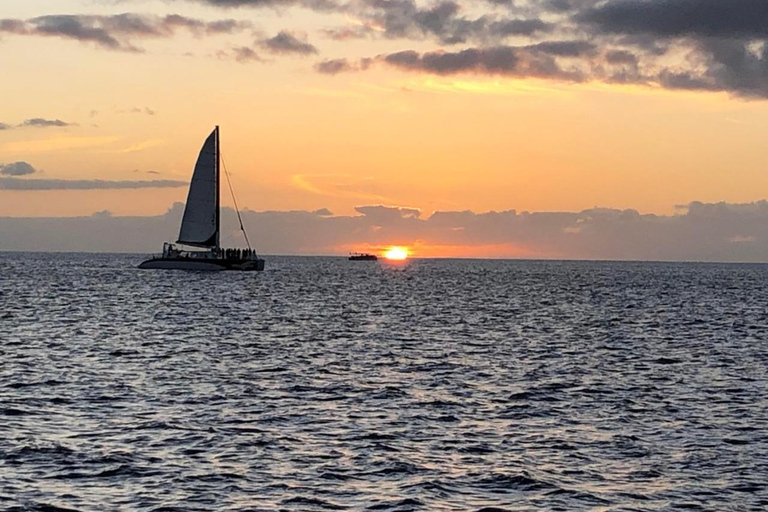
[177,128,218,247]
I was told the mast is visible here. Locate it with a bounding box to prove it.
[215,125,221,250]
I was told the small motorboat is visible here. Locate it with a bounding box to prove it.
[349,252,378,261]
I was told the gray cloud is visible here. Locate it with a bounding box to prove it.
[0,13,251,52]
[21,118,74,128]
[581,0,768,39]
[605,49,638,65]
[0,118,75,130]
[262,30,317,55]
[0,178,187,190]
[357,0,552,45]
[525,40,596,57]
[0,162,38,176]
[315,58,358,74]
[126,107,155,116]
[231,45,263,62]
[183,0,341,12]
[488,18,552,37]
[379,45,583,80]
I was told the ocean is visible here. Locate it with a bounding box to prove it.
[1,253,766,511]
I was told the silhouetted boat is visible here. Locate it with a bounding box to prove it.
[139,126,265,271]
[349,252,378,261]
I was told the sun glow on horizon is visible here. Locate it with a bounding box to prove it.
[384,246,409,260]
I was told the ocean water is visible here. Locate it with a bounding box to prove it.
[1,253,766,512]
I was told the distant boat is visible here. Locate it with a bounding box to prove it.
[139,126,265,271]
[349,252,378,261]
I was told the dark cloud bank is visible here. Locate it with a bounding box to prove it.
[312,0,768,100]
[3,1,768,98]
[2,201,768,262]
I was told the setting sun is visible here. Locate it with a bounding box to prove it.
[384,246,409,260]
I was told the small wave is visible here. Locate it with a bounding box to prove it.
[0,407,34,416]
[472,472,555,492]
[46,464,146,480]
[548,488,611,504]
[722,438,750,446]
[365,461,425,477]
[366,498,424,510]
[458,444,497,455]
[8,503,82,512]
[318,471,358,481]
[281,496,349,510]
[6,379,67,389]
[654,357,684,365]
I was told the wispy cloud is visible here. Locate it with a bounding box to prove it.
[0,177,186,190]
[0,118,76,130]
[20,118,75,128]
[291,174,394,202]
[115,139,166,154]
[0,136,120,154]
[0,13,252,52]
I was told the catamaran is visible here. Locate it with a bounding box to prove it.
[139,126,265,271]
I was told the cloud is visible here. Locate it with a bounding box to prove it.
[182,0,341,12]
[580,0,768,39]
[0,178,187,190]
[121,107,155,116]
[488,18,553,37]
[232,45,263,62]
[0,118,76,130]
[315,58,359,74]
[353,0,553,45]
[354,205,421,222]
[525,40,596,57]
[379,46,583,80]
[0,162,38,176]
[20,118,75,128]
[0,13,252,52]
[261,31,318,55]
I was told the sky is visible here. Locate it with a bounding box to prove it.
[1,0,768,258]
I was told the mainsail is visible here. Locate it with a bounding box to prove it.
[177,127,219,247]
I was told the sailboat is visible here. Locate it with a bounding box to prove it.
[139,126,265,271]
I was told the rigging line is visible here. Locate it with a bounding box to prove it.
[220,151,253,251]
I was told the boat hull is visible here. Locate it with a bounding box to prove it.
[138,257,265,271]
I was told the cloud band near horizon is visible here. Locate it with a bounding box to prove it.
[2,200,768,263]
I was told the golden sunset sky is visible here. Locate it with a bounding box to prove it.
[1,0,768,257]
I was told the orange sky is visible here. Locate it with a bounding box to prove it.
[1,0,767,224]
